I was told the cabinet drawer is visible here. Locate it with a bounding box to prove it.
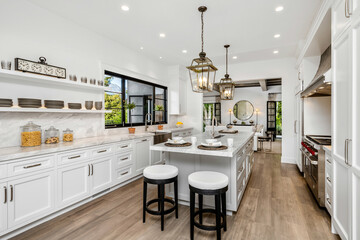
[8,155,55,177]
[114,165,133,184]
[114,152,133,169]
[91,144,114,157]
[325,184,332,213]
[114,141,133,153]
[0,165,7,179]
[325,154,332,166]
[325,170,332,189]
[57,149,90,166]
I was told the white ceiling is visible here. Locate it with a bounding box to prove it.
[29,0,323,66]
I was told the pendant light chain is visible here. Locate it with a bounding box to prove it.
[201,11,204,53]
[226,47,228,75]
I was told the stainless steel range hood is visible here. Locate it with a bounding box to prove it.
[301,46,331,98]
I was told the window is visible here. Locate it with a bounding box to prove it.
[104,71,167,128]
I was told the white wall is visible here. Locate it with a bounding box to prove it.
[0,1,174,148]
[304,96,331,136]
[209,58,298,164]
[220,86,281,127]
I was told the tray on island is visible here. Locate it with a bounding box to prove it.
[197,145,228,151]
[164,142,192,147]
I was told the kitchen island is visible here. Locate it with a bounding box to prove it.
[150,132,255,213]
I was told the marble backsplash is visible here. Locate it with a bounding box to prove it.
[0,113,178,148]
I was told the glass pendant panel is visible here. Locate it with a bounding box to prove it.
[219,79,235,100]
[187,57,217,93]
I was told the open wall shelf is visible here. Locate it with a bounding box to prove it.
[0,69,105,91]
[0,107,111,114]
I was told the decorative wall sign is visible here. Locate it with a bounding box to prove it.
[15,57,66,79]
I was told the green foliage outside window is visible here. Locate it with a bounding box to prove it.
[276,101,282,135]
[105,94,122,125]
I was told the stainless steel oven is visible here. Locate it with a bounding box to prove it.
[301,135,330,207]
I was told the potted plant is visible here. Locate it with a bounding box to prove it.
[124,101,136,134]
[155,104,164,123]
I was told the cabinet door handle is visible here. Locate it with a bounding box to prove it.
[68,155,81,159]
[121,171,129,176]
[345,139,352,165]
[294,120,297,134]
[23,163,42,169]
[142,139,148,142]
[327,197,332,206]
[120,145,128,148]
[97,150,107,153]
[91,164,94,176]
[345,0,351,18]
[326,177,331,183]
[326,159,331,164]
[88,164,91,176]
[121,157,129,161]
[4,186,7,204]
[10,185,13,202]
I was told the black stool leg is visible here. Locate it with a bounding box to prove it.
[174,178,179,219]
[190,190,195,240]
[157,185,161,211]
[160,183,165,231]
[215,194,221,240]
[143,181,147,223]
[221,192,227,231]
[198,194,203,224]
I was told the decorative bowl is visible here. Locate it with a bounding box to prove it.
[205,139,218,144]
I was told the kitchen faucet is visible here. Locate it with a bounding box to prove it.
[145,113,153,132]
[211,115,218,139]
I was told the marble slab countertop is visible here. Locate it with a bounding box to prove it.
[0,132,154,162]
[148,127,193,133]
[150,132,254,158]
[323,145,331,154]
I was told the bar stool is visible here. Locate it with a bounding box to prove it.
[188,171,228,240]
[143,165,179,231]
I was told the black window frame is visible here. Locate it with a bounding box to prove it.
[105,70,168,129]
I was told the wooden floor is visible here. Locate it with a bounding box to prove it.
[11,151,340,240]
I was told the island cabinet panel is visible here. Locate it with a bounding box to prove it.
[7,171,55,229]
[0,182,7,234]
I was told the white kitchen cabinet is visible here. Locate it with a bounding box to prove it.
[7,171,55,229]
[0,182,7,234]
[332,30,352,240]
[331,3,360,238]
[57,163,91,208]
[333,0,352,41]
[135,138,151,175]
[294,92,303,172]
[90,156,112,194]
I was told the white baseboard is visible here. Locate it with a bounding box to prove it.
[281,156,295,164]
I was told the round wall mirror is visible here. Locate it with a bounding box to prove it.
[233,100,254,120]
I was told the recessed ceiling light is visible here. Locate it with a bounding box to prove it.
[232,56,238,59]
[273,50,279,54]
[159,33,166,38]
[140,46,144,50]
[274,34,281,38]
[121,5,129,11]
[275,6,284,12]
[159,56,163,59]
[182,50,187,53]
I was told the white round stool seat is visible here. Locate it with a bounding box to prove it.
[143,165,178,180]
[188,171,229,190]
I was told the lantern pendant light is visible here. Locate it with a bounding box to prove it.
[186,6,218,93]
[219,45,235,100]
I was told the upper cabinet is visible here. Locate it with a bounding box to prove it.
[168,65,187,115]
[333,0,352,40]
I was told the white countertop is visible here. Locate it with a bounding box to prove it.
[152,127,193,133]
[323,145,331,153]
[0,132,154,162]
[150,132,254,158]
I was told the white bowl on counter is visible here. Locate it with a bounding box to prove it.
[205,139,218,144]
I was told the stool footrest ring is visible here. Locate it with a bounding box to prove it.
[146,198,176,216]
[193,209,225,231]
